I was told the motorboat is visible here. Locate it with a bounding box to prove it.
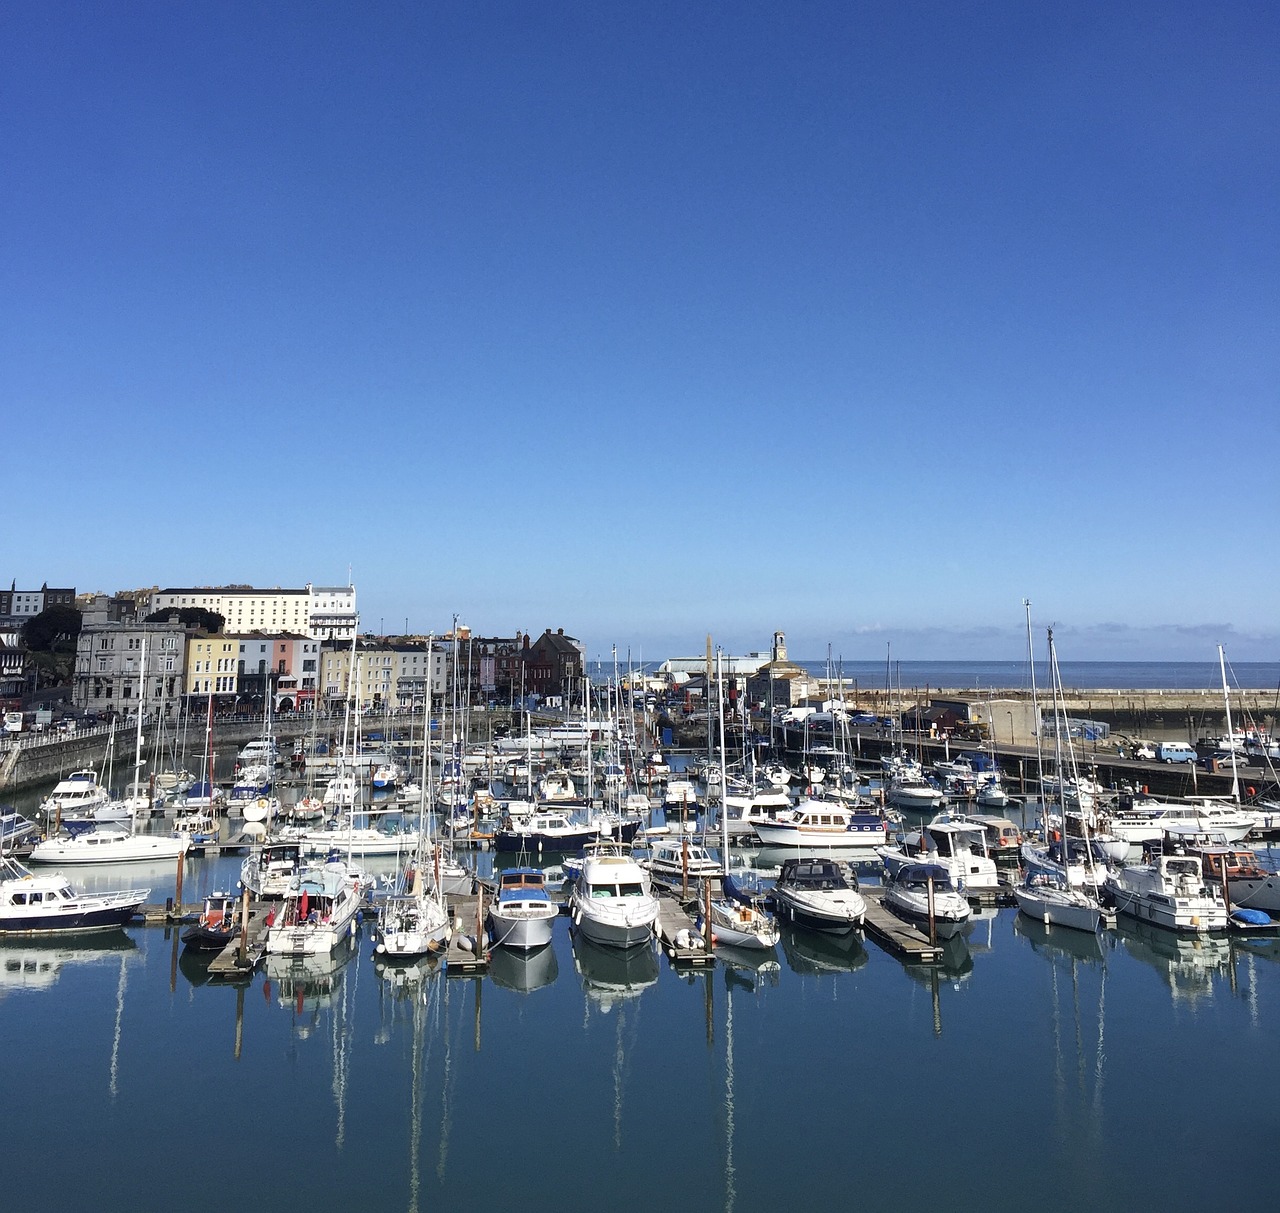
[487,867,558,951]
[494,809,598,854]
[568,845,659,949]
[38,769,109,823]
[771,857,866,932]
[29,821,190,866]
[885,772,947,811]
[240,841,303,899]
[181,891,241,952]
[1104,853,1229,934]
[882,862,973,939]
[641,837,723,892]
[878,820,1000,893]
[1,810,39,852]
[720,783,792,837]
[0,856,148,934]
[752,798,887,850]
[264,859,366,956]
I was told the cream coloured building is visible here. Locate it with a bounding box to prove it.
[147,582,357,640]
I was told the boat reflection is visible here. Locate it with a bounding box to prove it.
[717,944,781,993]
[0,931,138,995]
[264,930,359,1031]
[779,923,868,976]
[1114,919,1232,1003]
[572,934,658,1010]
[903,933,973,984]
[489,942,559,994]
[1014,914,1112,965]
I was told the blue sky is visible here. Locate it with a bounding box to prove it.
[4,2,1277,663]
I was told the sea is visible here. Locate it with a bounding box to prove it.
[5,667,1280,1212]
[594,659,1280,692]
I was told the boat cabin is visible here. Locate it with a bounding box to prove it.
[777,858,853,890]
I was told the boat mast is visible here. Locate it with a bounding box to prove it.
[1023,600,1047,841]
[718,648,729,863]
[1219,645,1241,806]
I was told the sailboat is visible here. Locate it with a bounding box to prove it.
[698,650,779,951]
[374,634,451,960]
[1013,606,1115,933]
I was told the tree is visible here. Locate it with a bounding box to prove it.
[145,606,224,632]
[20,604,82,653]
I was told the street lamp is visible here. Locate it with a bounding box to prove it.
[1006,711,1014,746]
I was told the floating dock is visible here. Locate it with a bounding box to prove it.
[443,892,490,975]
[655,894,715,967]
[207,905,271,979]
[860,888,945,964]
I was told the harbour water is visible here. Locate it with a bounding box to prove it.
[4,842,1279,1213]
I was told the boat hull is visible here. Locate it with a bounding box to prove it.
[488,907,557,950]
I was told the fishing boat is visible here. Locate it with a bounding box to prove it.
[0,856,148,934]
[180,891,241,952]
[882,862,973,939]
[487,867,558,951]
[772,857,867,932]
[568,845,659,949]
[494,809,598,854]
[240,840,303,899]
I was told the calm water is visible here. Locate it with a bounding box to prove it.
[3,848,1279,1213]
[594,659,1280,691]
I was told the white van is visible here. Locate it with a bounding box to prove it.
[1156,741,1198,764]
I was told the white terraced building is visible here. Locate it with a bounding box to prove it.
[146,583,357,642]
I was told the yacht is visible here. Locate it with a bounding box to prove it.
[29,822,190,866]
[0,856,148,934]
[374,874,450,960]
[772,857,867,932]
[752,798,887,850]
[240,841,304,899]
[487,867,558,951]
[882,862,973,939]
[878,820,1000,893]
[1013,872,1116,933]
[697,896,780,950]
[264,858,365,956]
[641,837,723,892]
[38,769,110,823]
[568,846,659,949]
[1104,853,1229,934]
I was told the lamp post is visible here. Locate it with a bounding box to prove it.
[1007,711,1014,746]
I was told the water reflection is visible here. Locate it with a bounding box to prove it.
[779,924,868,976]
[716,944,782,994]
[1114,919,1232,1003]
[0,930,138,995]
[1014,914,1111,965]
[489,942,559,994]
[573,935,659,1010]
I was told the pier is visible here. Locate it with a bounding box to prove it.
[860,888,946,964]
[443,892,490,974]
[656,893,716,966]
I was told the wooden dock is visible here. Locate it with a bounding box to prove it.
[207,905,271,979]
[860,888,945,964]
[655,894,715,967]
[442,892,489,975]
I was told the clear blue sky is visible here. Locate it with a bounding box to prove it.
[4,2,1277,662]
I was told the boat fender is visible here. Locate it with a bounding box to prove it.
[675,928,691,949]
[355,910,364,925]
[1247,786,1257,797]
[457,935,474,954]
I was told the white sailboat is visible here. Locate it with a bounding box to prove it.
[1013,607,1114,933]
